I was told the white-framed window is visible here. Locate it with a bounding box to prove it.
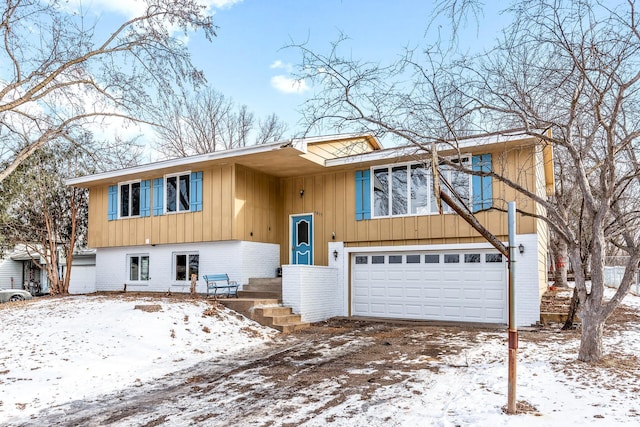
[174,252,199,281]
[371,157,471,218]
[165,172,191,213]
[119,181,141,218]
[128,254,150,281]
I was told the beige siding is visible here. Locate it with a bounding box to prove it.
[88,164,237,247]
[232,165,281,244]
[279,144,542,266]
[305,137,376,160]
[535,146,551,297]
[87,142,546,270]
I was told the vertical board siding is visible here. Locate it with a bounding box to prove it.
[87,144,542,262]
[232,165,281,244]
[88,164,237,248]
[279,145,541,266]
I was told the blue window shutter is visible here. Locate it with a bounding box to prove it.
[107,185,117,220]
[153,178,164,216]
[355,170,371,220]
[362,170,371,219]
[472,154,492,212]
[190,171,203,212]
[140,180,151,217]
[481,154,492,210]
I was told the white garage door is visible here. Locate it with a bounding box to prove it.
[68,265,97,294]
[351,250,507,324]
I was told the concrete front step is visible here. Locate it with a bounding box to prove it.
[240,284,281,293]
[240,277,282,299]
[218,298,309,334]
[276,322,310,333]
[237,290,281,299]
[248,277,282,286]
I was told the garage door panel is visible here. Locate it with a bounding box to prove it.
[370,286,386,297]
[443,288,462,299]
[371,271,387,280]
[405,287,421,298]
[387,304,404,315]
[352,249,507,323]
[485,308,505,322]
[354,271,370,281]
[405,270,423,280]
[464,289,483,301]
[354,303,370,313]
[353,286,370,297]
[423,305,442,316]
[370,303,387,314]
[387,286,404,297]
[405,304,422,315]
[485,289,505,301]
[388,271,404,280]
[442,271,462,281]
[443,305,462,318]
[424,288,443,298]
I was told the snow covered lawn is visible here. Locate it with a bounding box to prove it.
[1,290,640,426]
[0,295,277,424]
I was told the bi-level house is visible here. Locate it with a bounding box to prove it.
[67,132,554,327]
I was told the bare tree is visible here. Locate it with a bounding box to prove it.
[257,113,289,145]
[0,133,141,294]
[292,0,640,362]
[0,146,86,294]
[0,0,216,183]
[154,87,288,157]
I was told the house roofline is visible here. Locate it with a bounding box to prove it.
[66,133,383,186]
[66,139,291,186]
[291,133,382,150]
[325,130,545,167]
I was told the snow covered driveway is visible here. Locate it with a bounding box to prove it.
[2,292,640,426]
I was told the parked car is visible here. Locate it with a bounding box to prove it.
[0,288,33,303]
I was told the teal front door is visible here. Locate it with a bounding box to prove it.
[291,214,313,265]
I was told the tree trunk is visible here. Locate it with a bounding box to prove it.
[561,287,579,330]
[577,309,605,362]
[552,239,569,287]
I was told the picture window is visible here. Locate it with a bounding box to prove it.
[371,158,470,218]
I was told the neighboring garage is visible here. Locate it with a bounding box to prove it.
[67,250,97,294]
[351,250,507,324]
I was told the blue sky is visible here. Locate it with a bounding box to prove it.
[189,0,440,136]
[63,0,506,145]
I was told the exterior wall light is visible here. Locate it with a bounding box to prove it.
[333,249,339,260]
[299,189,305,197]
[518,243,524,254]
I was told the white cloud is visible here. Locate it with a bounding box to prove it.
[270,75,309,94]
[270,60,294,73]
[63,0,242,19]
[209,0,243,9]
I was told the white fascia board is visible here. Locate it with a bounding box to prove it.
[66,140,292,186]
[325,146,419,167]
[289,132,381,149]
[325,131,539,167]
